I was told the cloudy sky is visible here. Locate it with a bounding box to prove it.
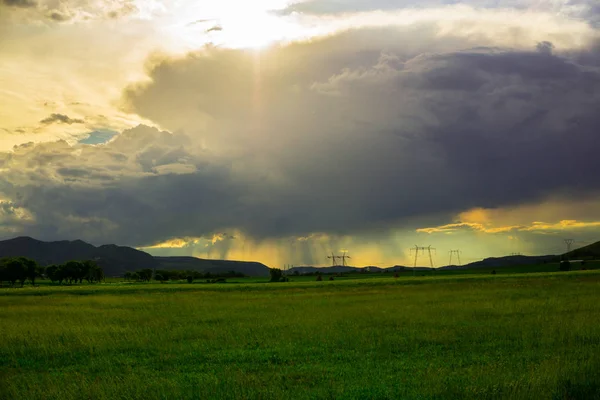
[1,0,599,267]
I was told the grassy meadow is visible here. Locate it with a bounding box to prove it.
[2,269,600,399]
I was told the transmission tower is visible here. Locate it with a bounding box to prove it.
[564,239,574,253]
[410,245,436,276]
[449,250,462,266]
[340,251,351,267]
[327,252,340,266]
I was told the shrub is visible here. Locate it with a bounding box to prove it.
[559,260,571,271]
[316,275,322,281]
[269,268,283,283]
[186,275,193,283]
[491,270,496,275]
[329,276,334,281]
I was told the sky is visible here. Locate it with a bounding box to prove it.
[1,0,599,268]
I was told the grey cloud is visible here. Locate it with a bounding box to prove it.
[48,11,71,21]
[106,2,137,19]
[2,0,36,8]
[2,28,600,249]
[536,41,554,55]
[40,113,84,125]
[276,0,600,21]
[1,0,138,21]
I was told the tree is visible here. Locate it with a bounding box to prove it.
[20,258,43,286]
[0,260,7,287]
[135,269,153,282]
[46,265,59,283]
[55,265,68,284]
[0,258,28,287]
[269,268,283,282]
[559,260,571,271]
[82,260,104,283]
[62,261,84,284]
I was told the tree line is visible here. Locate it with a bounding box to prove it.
[124,269,245,283]
[0,257,104,287]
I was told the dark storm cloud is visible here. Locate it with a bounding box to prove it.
[40,113,84,125]
[1,27,600,246]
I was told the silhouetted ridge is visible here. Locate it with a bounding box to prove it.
[564,240,600,259]
[154,256,270,277]
[0,237,155,276]
[0,237,270,277]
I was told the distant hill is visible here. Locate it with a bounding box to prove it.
[3,236,594,278]
[462,255,556,269]
[287,265,415,274]
[288,255,566,274]
[0,236,157,276]
[0,237,271,277]
[154,256,270,277]
[564,240,600,260]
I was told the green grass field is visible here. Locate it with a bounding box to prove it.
[2,269,600,399]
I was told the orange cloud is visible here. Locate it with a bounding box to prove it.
[144,237,202,249]
[417,222,521,234]
[523,220,600,232]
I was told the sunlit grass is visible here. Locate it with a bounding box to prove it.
[2,270,600,399]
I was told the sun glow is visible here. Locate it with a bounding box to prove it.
[161,1,308,51]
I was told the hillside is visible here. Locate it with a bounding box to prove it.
[0,237,270,277]
[564,240,600,260]
[286,265,412,274]
[154,256,270,277]
[463,255,556,269]
[0,236,158,276]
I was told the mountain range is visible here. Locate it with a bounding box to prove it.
[0,237,598,277]
[0,237,270,277]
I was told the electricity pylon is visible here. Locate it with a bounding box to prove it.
[564,239,574,253]
[410,245,436,276]
[340,251,351,267]
[327,252,340,266]
[449,250,462,266]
